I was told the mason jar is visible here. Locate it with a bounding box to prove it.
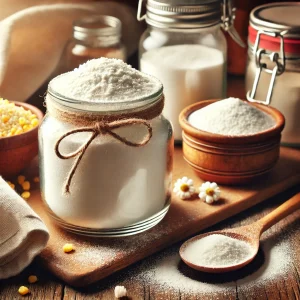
[39,76,173,237]
[138,0,244,142]
[61,15,126,72]
[246,2,300,147]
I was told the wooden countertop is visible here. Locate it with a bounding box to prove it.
[1,185,300,299]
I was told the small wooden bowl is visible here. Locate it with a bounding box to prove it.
[0,102,43,179]
[179,100,285,185]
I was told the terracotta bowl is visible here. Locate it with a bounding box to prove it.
[0,101,43,179]
[179,99,285,185]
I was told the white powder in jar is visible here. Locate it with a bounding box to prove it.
[51,57,162,101]
[140,44,225,141]
[41,58,172,230]
[182,234,255,268]
[188,97,276,135]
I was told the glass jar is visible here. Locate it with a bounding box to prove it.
[61,15,126,72]
[39,81,173,237]
[246,2,300,147]
[138,0,243,142]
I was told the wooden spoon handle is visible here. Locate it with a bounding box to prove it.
[257,192,300,233]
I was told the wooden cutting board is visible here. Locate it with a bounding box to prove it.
[27,146,300,287]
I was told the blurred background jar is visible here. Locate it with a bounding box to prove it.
[226,0,269,75]
[138,0,244,142]
[246,2,300,147]
[61,15,126,72]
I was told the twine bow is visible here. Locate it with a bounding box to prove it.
[55,119,152,194]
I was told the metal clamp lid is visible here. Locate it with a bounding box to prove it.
[247,30,286,105]
[221,0,245,47]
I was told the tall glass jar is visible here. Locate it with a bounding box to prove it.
[138,0,243,141]
[61,15,126,72]
[39,75,173,237]
[246,2,300,147]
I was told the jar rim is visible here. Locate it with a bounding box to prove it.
[47,84,164,113]
[73,15,121,36]
[250,2,300,38]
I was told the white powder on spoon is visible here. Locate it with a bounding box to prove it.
[51,57,162,101]
[182,234,255,268]
[188,97,276,136]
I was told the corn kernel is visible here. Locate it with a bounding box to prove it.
[18,286,30,296]
[15,128,23,135]
[18,175,26,184]
[6,181,15,189]
[28,275,38,283]
[22,125,29,131]
[31,118,39,126]
[22,181,30,191]
[63,243,75,253]
[18,117,26,126]
[2,115,9,123]
[33,176,40,183]
[21,191,30,199]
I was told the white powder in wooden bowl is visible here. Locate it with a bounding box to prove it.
[182,234,255,268]
[188,97,276,136]
[51,57,162,101]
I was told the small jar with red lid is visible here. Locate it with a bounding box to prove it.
[246,2,300,147]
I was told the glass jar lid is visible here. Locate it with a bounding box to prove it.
[250,2,300,38]
[137,0,245,46]
[73,15,122,46]
[139,0,221,28]
[249,3,300,56]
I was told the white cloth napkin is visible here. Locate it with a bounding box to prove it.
[0,178,49,279]
[0,1,142,102]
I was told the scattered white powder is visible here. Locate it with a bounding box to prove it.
[140,44,225,141]
[50,57,162,101]
[135,250,235,295]
[188,97,276,136]
[182,234,255,268]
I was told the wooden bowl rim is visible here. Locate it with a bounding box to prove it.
[179,99,285,144]
[0,101,43,143]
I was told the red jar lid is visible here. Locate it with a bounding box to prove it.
[248,2,300,55]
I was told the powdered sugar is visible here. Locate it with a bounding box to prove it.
[188,97,276,136]
[50,58,162,101]
[182,234,255,268]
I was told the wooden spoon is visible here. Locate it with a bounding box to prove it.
[179,192,300,273]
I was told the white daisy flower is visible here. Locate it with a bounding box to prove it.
[173,176,195,200]
[199,181,221,204]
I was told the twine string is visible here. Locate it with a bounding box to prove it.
[55,119,152,194]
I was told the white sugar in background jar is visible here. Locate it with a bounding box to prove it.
[138,0,245,141]
[39,58,173,237]
[140,44,225,141]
